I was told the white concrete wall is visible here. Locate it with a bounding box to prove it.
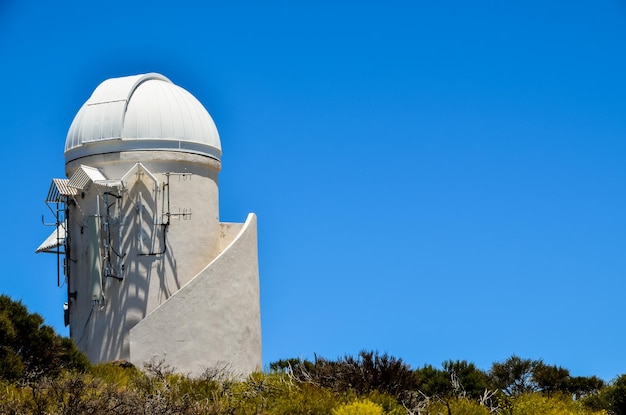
[129,214,261,376]
[63,151,261,374]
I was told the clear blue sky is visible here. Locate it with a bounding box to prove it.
[1,1,625,381]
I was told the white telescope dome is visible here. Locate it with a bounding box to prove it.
[65,73,222,163]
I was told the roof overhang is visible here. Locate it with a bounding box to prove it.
[36,224,66,254]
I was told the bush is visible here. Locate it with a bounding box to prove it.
[274,350,415,403]
[414,364,450,397]
[362,391,406,415]
[511,393,608,415]
[332,399,384,415]
[442,360,492,399]
[0,295,89,381]
[583,374,626,415]
[427,397,492,415]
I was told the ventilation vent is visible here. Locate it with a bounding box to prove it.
[36,223,66,253]
[46,178,77,202]
[68,165,107,190]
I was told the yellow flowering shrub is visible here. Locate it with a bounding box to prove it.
[511,393,608,415]
[332,399,384,415]
[426,397,491,415]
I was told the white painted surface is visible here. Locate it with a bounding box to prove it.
[65,73,221,163]
[130,214,261,376]
[65,152,223,363]
[57,74,261,375]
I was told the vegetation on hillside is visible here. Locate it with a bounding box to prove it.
[0,295,89,381]
[1,294,625,415]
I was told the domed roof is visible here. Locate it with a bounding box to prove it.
[65,73,222,163]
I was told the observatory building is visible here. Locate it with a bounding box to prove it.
[37,73,261,375]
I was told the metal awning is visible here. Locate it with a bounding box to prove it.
[68,165,107,190]
[46,178,77,203]
[35,224,66,253]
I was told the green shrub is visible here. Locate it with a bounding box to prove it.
[363,391,406,415]
[274,350,415,403]
[250,372,340,415]
[583,374,626,415]
[0,295,89,381]
[426,397,492,415]
[332,399,384,415]
[511,393,607,415]
[90,362,141,387]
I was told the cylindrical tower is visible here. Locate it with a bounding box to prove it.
[44,73,261,375]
